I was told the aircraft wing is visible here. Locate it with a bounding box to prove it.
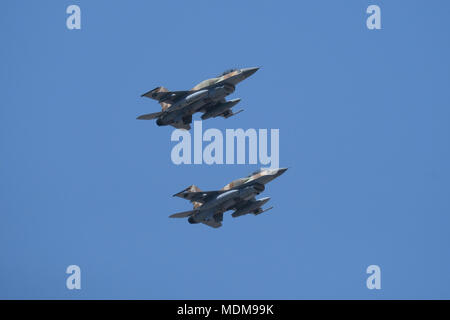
[141,87,191,104]
[169,209,197,218]
[136,111,163,120]
[173,188,224,204]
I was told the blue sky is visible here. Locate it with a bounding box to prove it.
[1,0,449,299]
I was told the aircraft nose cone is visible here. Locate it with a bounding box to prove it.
[241,67,260,78]
[275,168,288,177]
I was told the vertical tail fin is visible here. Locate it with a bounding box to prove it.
[155,87,172,111]
[142,86,172,111]
[172,185,204,209]
[186,185,203,209]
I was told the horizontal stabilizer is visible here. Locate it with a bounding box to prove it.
[169,210,197,218]
[173,189,223,203]
[170,122,191,130]
[136,111,163,120]
[202,220,222,228]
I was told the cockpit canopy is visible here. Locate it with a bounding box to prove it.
[222,177,249,190]
[247,168,265,177]
[192,68,239,91]
[220,68,238,76]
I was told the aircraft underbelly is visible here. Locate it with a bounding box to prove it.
[194,209,216,222]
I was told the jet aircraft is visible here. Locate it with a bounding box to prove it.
[137,67,259,130]
[169,168,287,228]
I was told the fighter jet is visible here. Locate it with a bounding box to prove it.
[169,168,287,228]
[137,67,259,130]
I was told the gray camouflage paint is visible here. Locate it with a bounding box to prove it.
[170,168,287,228]
[137,67,259,130]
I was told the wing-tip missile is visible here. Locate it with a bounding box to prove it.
[223,109,243,119]
[254,206,273,215]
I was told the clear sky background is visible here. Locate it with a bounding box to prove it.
[1,0,449,299]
